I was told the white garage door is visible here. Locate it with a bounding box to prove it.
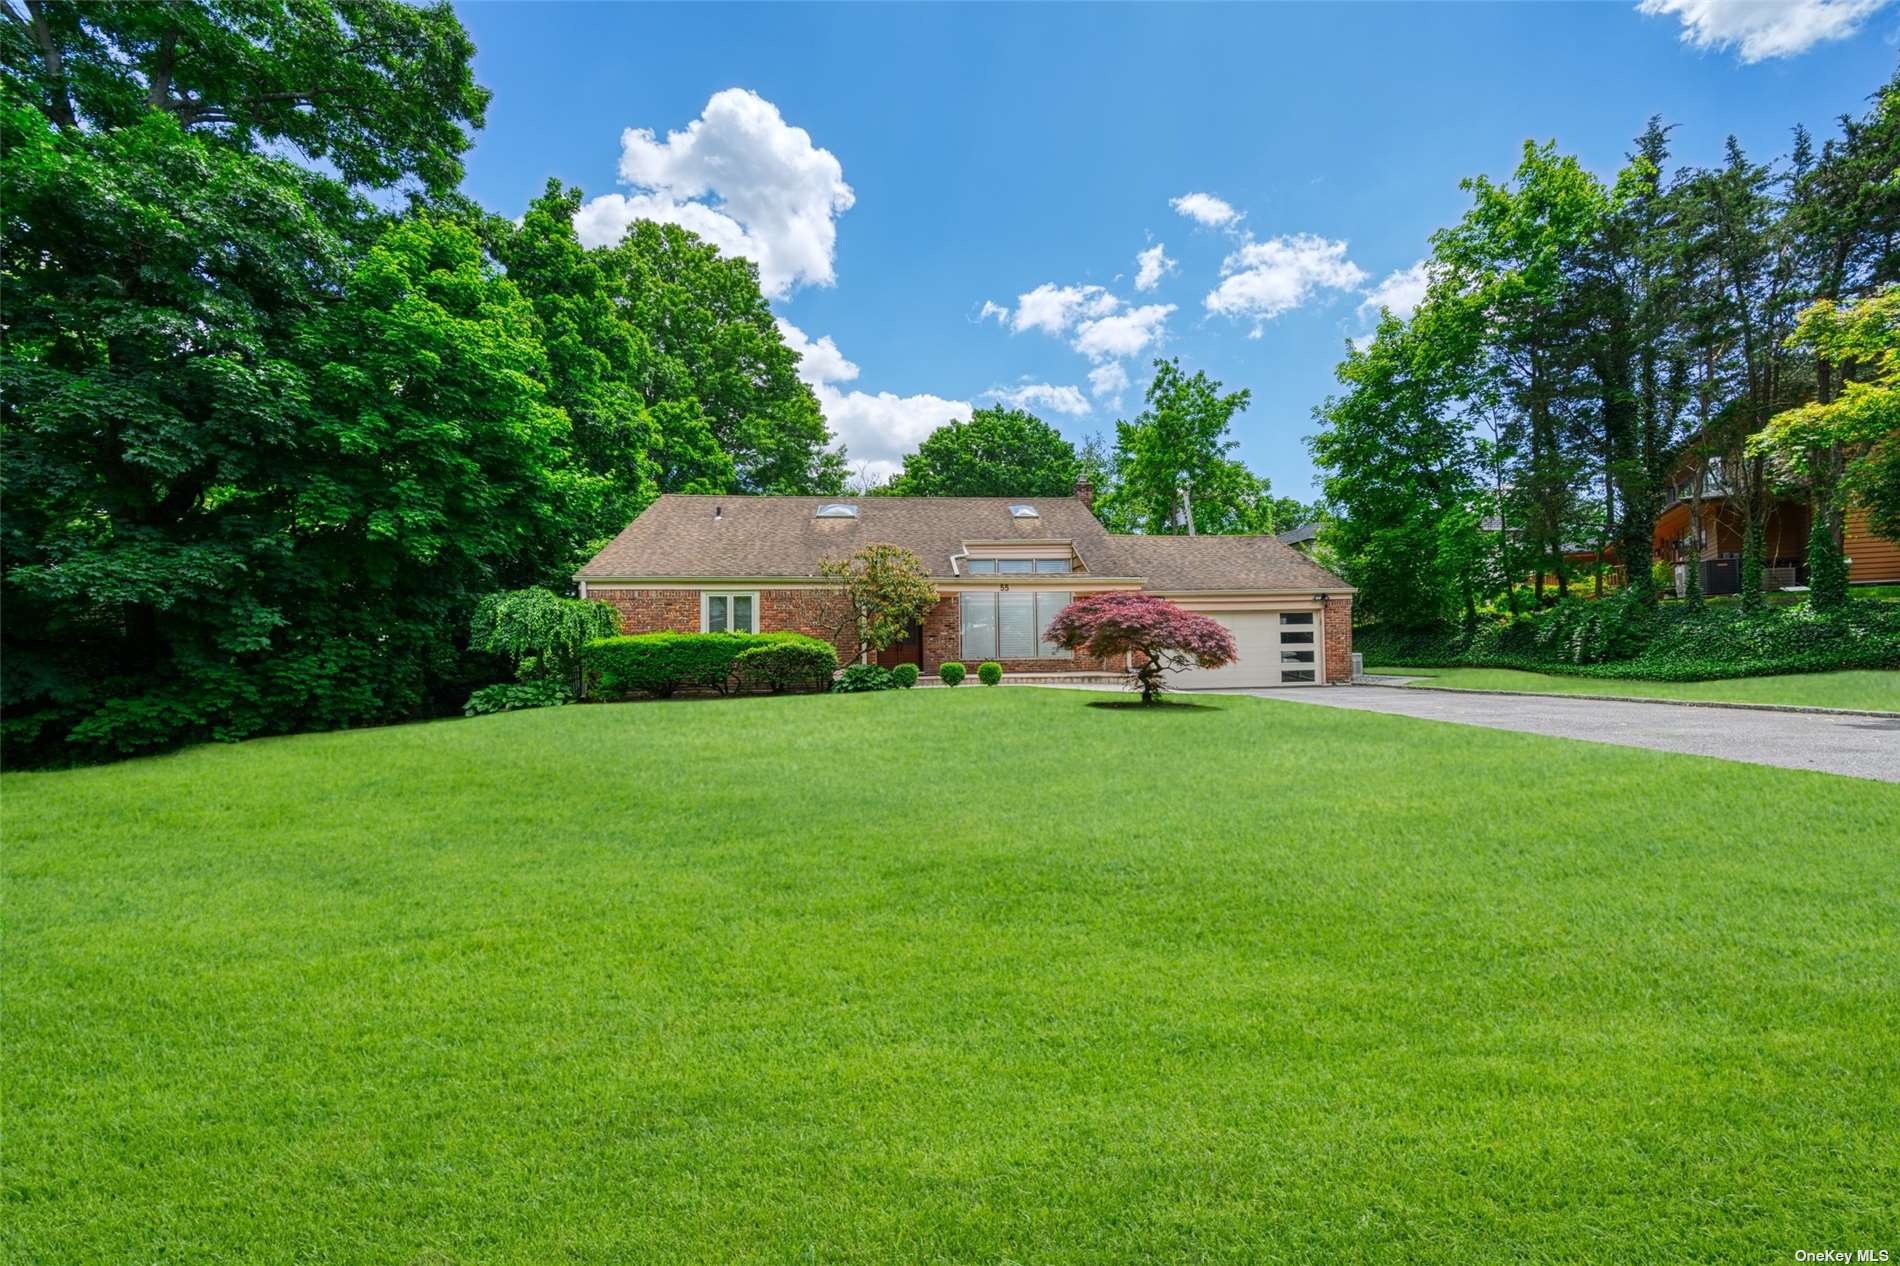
[1172,609,1323,689]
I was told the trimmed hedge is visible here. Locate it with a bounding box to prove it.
[892,663,919,689]
[939,661,966,686]
[582,632,837,698]
[734,637,840,694]
[977,661,1003,686]
[1356,596,1900,682]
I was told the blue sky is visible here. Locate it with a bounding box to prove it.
[453,1,1898,499]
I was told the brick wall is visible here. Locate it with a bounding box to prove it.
[759,589,859,663]
[586,587,861,662]
[1323,596,1353,683]
[588,588,698,635]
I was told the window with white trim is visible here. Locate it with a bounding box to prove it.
[959,591,1072,659]
[702,591,757,634]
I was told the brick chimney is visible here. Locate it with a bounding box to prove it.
[1073,477,1094,510]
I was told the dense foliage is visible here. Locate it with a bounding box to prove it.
[891,663,919,689]
[0,0,850,765]
[1357,596,1900,682]
[1045,593,1238,704]
[977,661,1003,686]
[939,661,967,686]
[1313,71,1899,628]
[883,407,1082,497]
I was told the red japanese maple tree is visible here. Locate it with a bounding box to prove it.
[1044,592,1238,704]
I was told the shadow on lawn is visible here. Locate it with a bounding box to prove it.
[1084,698,1221,712]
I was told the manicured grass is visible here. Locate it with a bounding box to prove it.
[5,691,1897,1263]
[1368,665,1900,710]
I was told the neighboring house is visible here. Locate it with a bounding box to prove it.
[1275,521,1320,554]
[1563,453,1900,594]
[1651,455,1899,593]
[577,483,1356,688]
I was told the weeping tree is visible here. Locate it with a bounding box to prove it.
[470,588,621,694]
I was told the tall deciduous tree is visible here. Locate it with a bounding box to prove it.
[1102,359,1273,535]
[607,220,844,495]
[819,544,938,656]
[1,0,488,195]
[886,407,1081,497]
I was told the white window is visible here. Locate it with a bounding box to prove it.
[960,592,1072,660]
[702,591,757,634]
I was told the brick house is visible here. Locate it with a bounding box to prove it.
[576,484,1356,688]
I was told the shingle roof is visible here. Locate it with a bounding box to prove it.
[576,494,1354,594]
[1105,534,1349,594]
[577,495,1126,579]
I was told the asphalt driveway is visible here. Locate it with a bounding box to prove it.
[1252,685,1900,783]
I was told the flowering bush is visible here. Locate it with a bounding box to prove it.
[1045,593,1238,703]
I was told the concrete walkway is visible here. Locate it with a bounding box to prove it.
[1250,686,1900,783]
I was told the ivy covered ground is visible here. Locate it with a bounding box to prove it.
[5,690,1897,1264]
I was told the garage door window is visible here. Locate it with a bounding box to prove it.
[1281,650,1315,664]
[1282,669,1316,683]
[1280,612,1314,626]
[1281,631,1314,645]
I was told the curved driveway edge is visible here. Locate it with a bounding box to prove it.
[1252,685,1900,783]
[1357,679,1900,720]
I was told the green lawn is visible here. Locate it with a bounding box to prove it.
[5,691,1897,1263]
[1367,665,1900,710]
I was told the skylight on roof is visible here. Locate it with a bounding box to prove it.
[815,502,858,518]
[1008,504,1039,518]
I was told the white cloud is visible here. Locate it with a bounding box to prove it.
[987,382,1092,416]
[572,88,854,297]
[1088,362,1129,399]
[1008,283,1121,335]
[776,318,859,386]
[1636,0,1891,60]
[977,300,1009,324]
[1134,243,1176,292]
[1170,192,1242,227]
[1205,233,1368,324]
[815,383,971,483]
[1073,303,1175,362]
[1357,260,1432,322]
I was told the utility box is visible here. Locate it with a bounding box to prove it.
[1351,652,1364,680]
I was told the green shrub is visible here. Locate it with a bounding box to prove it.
[464,681,573,716]
[978,661,1003,686]
[939,661,966,686]
[733,636,839,693]
[582,632,822,698]
[891,663,919,689]
[832,664,897,693]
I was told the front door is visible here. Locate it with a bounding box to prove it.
[876,624,923,668]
